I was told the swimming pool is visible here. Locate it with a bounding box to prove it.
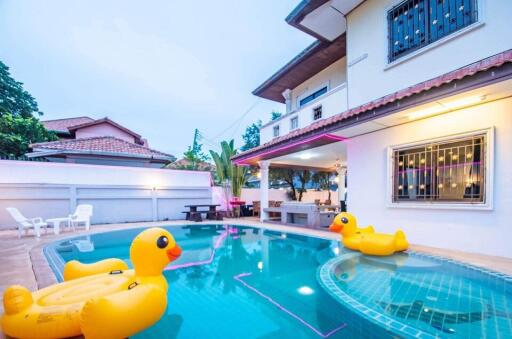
[44,225,512,338]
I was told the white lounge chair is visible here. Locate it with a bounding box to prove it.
[69,204,93,231]
[6,207,48,238]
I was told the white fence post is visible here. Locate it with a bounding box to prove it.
[69,185,77,214]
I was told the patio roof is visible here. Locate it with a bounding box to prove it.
[234,49,512,165]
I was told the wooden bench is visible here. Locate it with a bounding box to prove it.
[182,210,223,222]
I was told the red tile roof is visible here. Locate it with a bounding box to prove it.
[68,117,142,141]
[42,117,94,133]
[31,136,173,160]
[233,49,512,161]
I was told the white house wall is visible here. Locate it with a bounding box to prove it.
[0,161,212,227]
[290,57,347,111]
[347,97,512,258]
[346,0,512,107]
[260,58,348,144]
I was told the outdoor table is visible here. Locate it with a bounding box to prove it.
[183,204,221,221]
[184,204,220,212]
[229,200,246,218]
[46,217,72,235]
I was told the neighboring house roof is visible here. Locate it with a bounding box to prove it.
[253,34,346,103]
[68,117,143,143]
[42,117,94,133]
[234,49,512,164]
[165,158,215,171]
[28,136,175,161]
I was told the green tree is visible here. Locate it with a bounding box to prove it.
[182,128,209,170]
[0,113,56,157]
[297,170,311,201]
[312,171,332,203]
[209,140,249,199]
[240,120,262,151]
[0,60,56,157]
[271,111,282,121]
[0,61,41,118]
[269,168,298,200]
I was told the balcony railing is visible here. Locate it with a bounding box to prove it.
[260,83,348,144]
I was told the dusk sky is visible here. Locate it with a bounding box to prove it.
[0,0,313,156]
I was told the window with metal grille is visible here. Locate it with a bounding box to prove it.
[388,0,478,62]
[273,125,280,137]
[392,133,486,203]
[299,86,328,107]
[290,116,299,130]
[313,106,323,120]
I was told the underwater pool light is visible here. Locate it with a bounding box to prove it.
[297,286,314,295]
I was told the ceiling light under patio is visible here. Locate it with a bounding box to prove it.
[407,95,486,120]
[299,153,313,160]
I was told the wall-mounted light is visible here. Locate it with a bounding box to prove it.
[407,95,486,120]
[299,153,312,160]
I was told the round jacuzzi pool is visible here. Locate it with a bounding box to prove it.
[318,251,512,338]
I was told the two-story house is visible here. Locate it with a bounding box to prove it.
[27,116,175,167]
[232,0,512,258]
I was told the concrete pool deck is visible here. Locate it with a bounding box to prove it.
[0,218,511,338]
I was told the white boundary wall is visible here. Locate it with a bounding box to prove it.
[0,161,212,228]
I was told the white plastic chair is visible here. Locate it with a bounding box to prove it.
[6,207,48,238]
[69,204,93,231]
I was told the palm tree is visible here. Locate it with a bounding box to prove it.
[209,140,249,211]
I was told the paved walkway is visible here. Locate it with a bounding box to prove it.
[0,218,511,338]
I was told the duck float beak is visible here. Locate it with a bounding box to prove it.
[329,223,343,233]
[166,245,182,261]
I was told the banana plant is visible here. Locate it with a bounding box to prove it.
[210,140,249,209]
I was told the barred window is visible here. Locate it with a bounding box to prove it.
[392,133,486,203]
[388,0,478,62]
[290,116,299,130]
[313,106,323,120]
[273,125,280,137]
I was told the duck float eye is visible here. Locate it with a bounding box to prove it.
[341,217,349,224]
[156,235,169,249]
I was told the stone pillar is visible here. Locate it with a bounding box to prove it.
[282,89,292,114]
[337,166,347,203]
[258,160,270,222]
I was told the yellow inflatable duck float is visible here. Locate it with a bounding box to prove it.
[2,227,182,339]
[329,212,408,256]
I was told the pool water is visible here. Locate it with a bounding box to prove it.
[45,225,512,339]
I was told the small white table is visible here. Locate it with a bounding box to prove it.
[46,218,71,235]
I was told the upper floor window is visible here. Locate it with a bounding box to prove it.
[290,116,299,130]
[299,86,328,107]
[273,125,280,137]
[313,106,323,120]
[388,0,478,62]
[392,132,487,204]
